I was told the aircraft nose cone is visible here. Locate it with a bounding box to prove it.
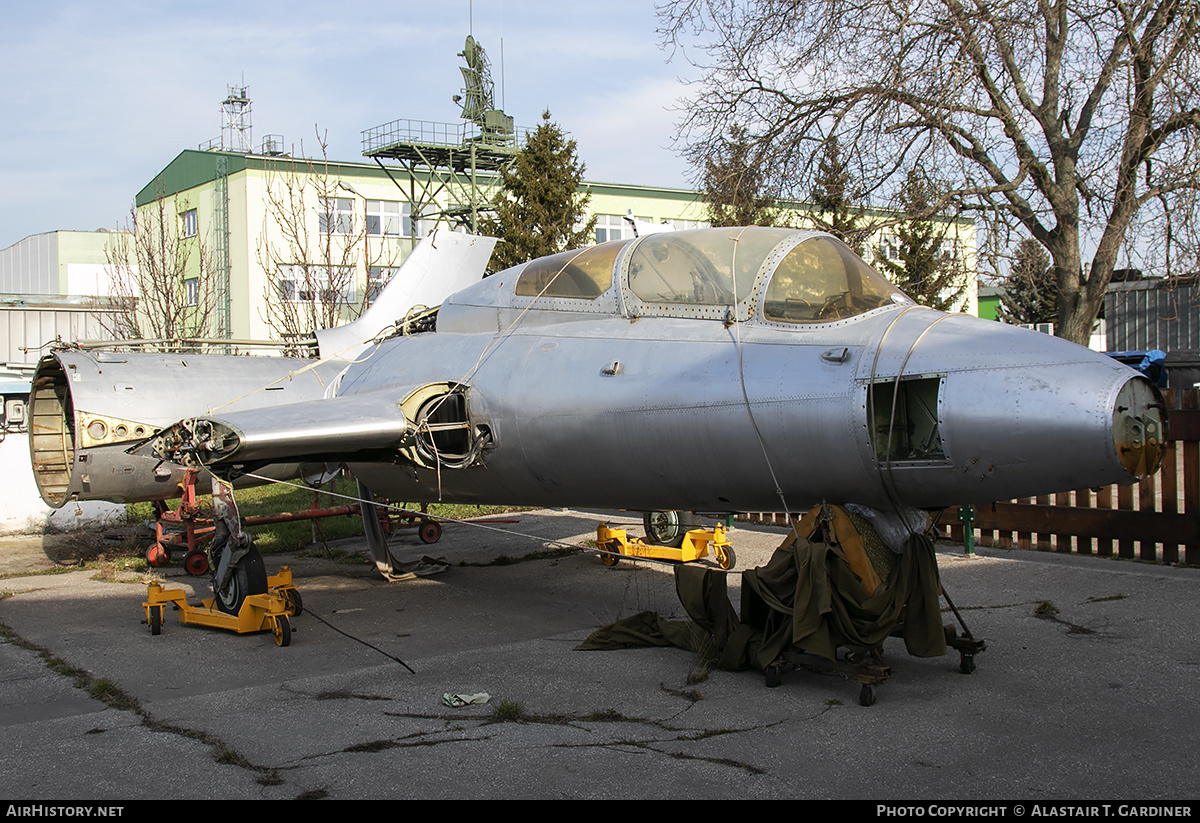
[1112,376,1166,481]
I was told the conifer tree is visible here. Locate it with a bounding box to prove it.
[998,239,1058,325]
[702,125,777,227]
[482,111,595,273]
[809,137,865,253]
[876,169,968,312]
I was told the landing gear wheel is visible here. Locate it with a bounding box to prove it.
[715,546,736,570]
[148,607,162,636]
[283,588,303,617]
[212,545,268,616]
[147,542,170,568]
[959,652,976,675]
[184,549,209,576]
[273,615,291,647]
[643,511,701,547]
[418,520,443,544]
[765,663,783,688]
[859,684,877,706]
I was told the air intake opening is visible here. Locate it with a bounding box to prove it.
[27,358,76,506]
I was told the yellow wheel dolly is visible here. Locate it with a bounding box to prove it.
[142,567,303,647]
[596,523,736,570]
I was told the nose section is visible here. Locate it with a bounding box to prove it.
[1112,376,1166,481]
[860,312,1169,505]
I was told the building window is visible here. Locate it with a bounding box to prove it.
[319,198,355,235]
[595,214,644,243]
[366,201,411,237]
[181,209,198,238]
[670,219,710,231]
[879,234,901,263]
[367,266,399,303]
[184,278,199,306]
[276,265,357,304]
[939,237,961,264]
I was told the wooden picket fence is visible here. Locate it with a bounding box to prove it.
[738,388,1200,565]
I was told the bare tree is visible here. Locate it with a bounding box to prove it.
[661,0,1200,345]
[103,186,218,348]
[257,132,398,353]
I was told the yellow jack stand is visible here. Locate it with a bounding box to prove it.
[597,523,736,570]
[143,568,302,647]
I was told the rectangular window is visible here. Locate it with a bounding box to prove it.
[181,209,198,238]
[367,266,399,303]
[595,214,642,243]
[276,265,357,304]
[879,234,901,262]
[938,237,960,264]
[365,201,411,237]
[319,198,355,235]
[184,278,199,306]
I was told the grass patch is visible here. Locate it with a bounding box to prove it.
[87,678,138,711]
[296,546,372,564]
[489,699,527,723]
[686,633,719,685]
[127,479,529,555]
[1034,601,1059,618]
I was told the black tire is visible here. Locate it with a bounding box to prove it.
[765,663,783,688]
[212,545,268,616]
[284,588,303,617]
[859,684,877,706]
[960,653,977,675]
[715,545,736,571]
[642,511,701,548]
[149,607,161,636]
[273,615,291,647]
[600,542,620,567]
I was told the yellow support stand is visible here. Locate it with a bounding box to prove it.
[597,523,736,570]
[142,568,302,647]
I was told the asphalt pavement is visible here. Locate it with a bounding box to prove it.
[1,509,1197,800]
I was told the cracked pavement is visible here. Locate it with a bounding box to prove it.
[1,508,1198,799]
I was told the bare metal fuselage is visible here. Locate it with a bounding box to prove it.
[341,300,1157,512]
[29,228,1164,515]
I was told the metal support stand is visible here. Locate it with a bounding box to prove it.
[142,568,303,647]
[959,504,976,557]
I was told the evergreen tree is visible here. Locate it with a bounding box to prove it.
[482,111,595,273]
[702,125,777,227]
[809,137,865,253]
[876,169,968,312]
[998,239,1058,325]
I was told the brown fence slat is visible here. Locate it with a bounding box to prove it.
[972,502,1200,545]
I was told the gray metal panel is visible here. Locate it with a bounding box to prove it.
[0,307,117,365]
[0,233,57,295]
[1105,280,1200,351]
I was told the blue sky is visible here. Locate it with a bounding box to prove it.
[0,1,699,251]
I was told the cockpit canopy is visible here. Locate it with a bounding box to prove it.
[447,227,912,327]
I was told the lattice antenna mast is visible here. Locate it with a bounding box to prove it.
[221,85,252,153]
